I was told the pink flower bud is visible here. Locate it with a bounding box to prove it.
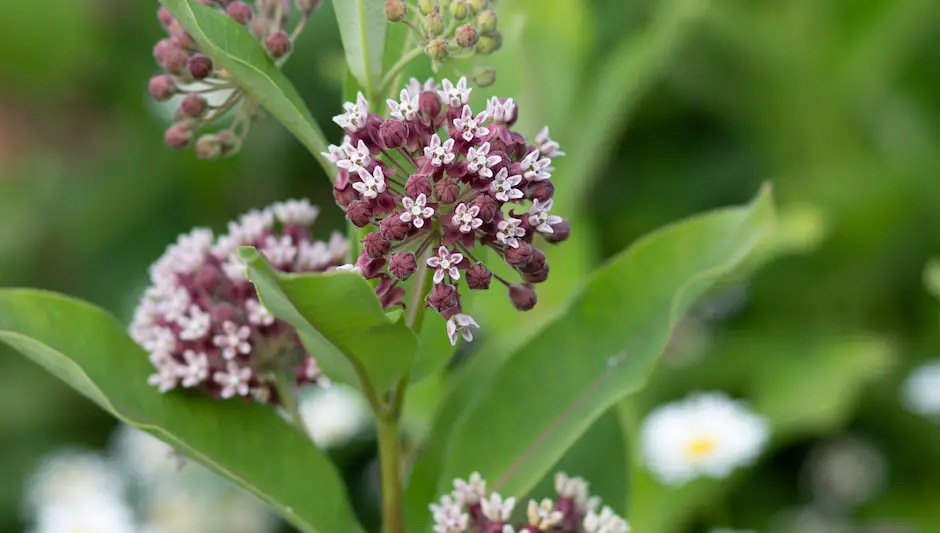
[466,263,491,290]
[521,249,549,283]
[226,1,254,24]
[380,215,411,241]
[157,6,175,28]
[169,20,196,50]
[504,241,533,268]
[471,194,499,222]
[180,94,208,118]
[333,182,357,207]
[380,285,406,309]
[211,302,238,323]
[362,231,390,258]
[154,39,189,74]
[526,179,554,202]
[187,54,214,80]
[346,200,373,227]
[265,30,292,58]
[164,123,193,149]
[195,135,223,160]
[419,91,442,120]
[148,75,177,101]
[389,252,417,280]
[544,219,569,243]
[435,178,461,204]
[405,174,433,199]
[455,24,479,48]
[385,0,407,21]
[355,251,386,278]
[508,283,537,311]
[426,284,460,316]
[379,119,409,148]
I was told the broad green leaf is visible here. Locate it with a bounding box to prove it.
[333,0,387,103]
[437,185,777,500]
[239,247,417,394]
[0,289,363,533]
[160,0,335,177]
[410,311,457,383]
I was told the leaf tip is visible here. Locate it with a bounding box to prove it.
[237,246,261,263]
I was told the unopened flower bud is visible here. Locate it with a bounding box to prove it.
[333,183,357,207]
[418,0,437,15]
[449,0,470,20]
[435,178,460,204]
[148,75,177,101]
[154,39,189,74]
[380,214,411,241]
[195,135,223,160]
[475,31,502,55]
[211,302,238,323]
[521,249,549,283]
[355,252,386,278]
[476,10,497,34]
[425,39,449,61]
[426,284,459,314]
[455,24,479,48]
[157,6,175,28]
[169,20,196,49]
[295,0,322,13]
[504,241,533,268]
[226,1,254,24]
[471,194,499,222]
[405,174,433,199]
[471,66,496,87]
[508,283,538,311]
[466,263,491,290]
[347,200,373,227]
[385,0,407,21]
[379,119,408,148]
[544,219,570,243]
[180,94,208,118]
[265,30,292,58]
[164,123,193,149]
[389,252,417,280]
[362,231,391,258]
[419,92,442,119]
[468,0,487,14]
[423,12,445,37]
[187,54,214,80]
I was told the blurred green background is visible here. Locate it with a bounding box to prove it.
[2,0,940,531]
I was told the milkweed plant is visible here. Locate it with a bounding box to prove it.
[2,1,802,533]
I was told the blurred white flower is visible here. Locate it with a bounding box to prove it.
[803,436,886,509]
[25,450,125,512]
[901,360,940,418]
[299,384,370,449]
[110,425,182,485]
[30,499,136,533]
[640,392,770,486]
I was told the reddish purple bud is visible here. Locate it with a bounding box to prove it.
[405,174,433,199]
[148,75,177,101]
[388,252,417,280]
[180,94,208,118]
[504,241,533,268]
[521,249,549,283]
[455,24,479,48]
[362,231,390,258]
[169,20,196,49]
[508,283,538,311]
[157,6,175,28]
[187,54,214,80]
[466,263,491,290]
[419,91,442,120]
[333,183,357,207]
[164,123,193,149]
[380,215,411,241]
[426,284,459,315]
[226,1,254,24]
[379,119,409,148]
[347,200,373,227]
[380,286,406,309]
[154,39,189,74]
[211,303,238,323]
[471,194,499,222]
[526,179,554,202]
[435,178,461,204]
[265,30,293,58]
[544,219,570,243]
[355,252,386,278]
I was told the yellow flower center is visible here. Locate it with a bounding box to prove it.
[685,436,717,459]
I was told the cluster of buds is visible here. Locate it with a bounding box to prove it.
[129,199,348,404]
[385,0,500,82]
[323,77,569,345]
[430,472,631,533]
[149,0,320,158]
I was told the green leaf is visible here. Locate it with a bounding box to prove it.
[160,0,335,177]
[436,185,777,500]
[410,311,457,383]
[238,247,417,395]
[0,289,364,533]
[333,0,387,103]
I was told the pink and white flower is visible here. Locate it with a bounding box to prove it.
[400,194,435,228]
[453,203,482,233]
[529,199,564,233]
[466,142,501,179]
[424,134,457,166]
[453,105,490,142]
[353,166,387,199]
[490,168,524,202]
[332,91,369,132]
[427,246,464,284]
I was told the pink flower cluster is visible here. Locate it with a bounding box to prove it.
[325,77,569,345]
[430,472,630,533]
[129,199,347,403]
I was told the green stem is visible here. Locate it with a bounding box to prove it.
[381,47,426,93]
[377,415,405,533]
[615,398,642,516]
[274,370,312,440]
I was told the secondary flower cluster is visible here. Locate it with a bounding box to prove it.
[430,472,630,533]
[149,0,319,158]
[385,0,501,82]
[129,199,347,403]
[324,77,569,345]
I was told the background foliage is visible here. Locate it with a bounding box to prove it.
[2,0,939,531]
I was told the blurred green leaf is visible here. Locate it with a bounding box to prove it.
[160,0,335,176]
[410,311,456,383]
[0,289,363,533]
[924,258,940,300]
[332,0,387,102]
[436,185,777,503]
[239,246,417,395]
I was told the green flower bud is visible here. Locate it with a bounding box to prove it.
[476,9,497,34]
[418,0,437,15]
[449,0,470,20]
[472,66,496,87]
[385,0,407,21]
[455,24,479,48]
[467,0,487,14]
[425,39,449,61]
[475,30,501,55]
[422,12,445,37]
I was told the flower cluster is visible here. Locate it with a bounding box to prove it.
[429,472,630,533]
[324,77,569,345]
[149,0,319,158]
[385,0,501,81]
[640,392,770,486]
[129,199,347,403]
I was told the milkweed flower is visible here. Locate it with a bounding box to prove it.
[429,471,629,533]
[640,392,770,486]
[130,199,346,403]
[901,360,940,419]
[324,77,569,345]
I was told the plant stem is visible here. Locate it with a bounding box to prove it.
[274,370,312,440]
[381,47,426,93]
[377,414,405,533]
